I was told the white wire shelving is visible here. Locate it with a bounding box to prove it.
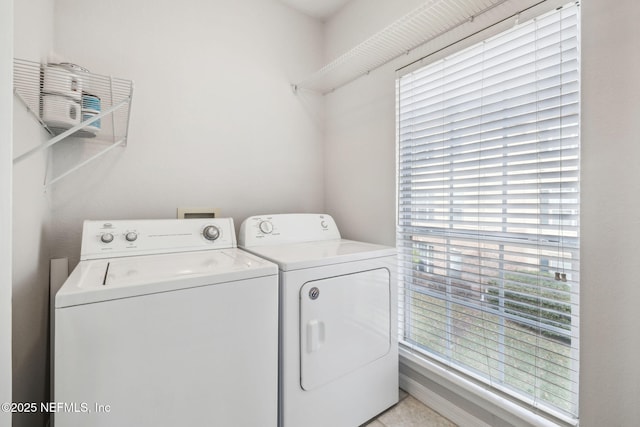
[13,58,134,188]
[292,0,509,95]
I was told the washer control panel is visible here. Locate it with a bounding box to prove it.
[238,214,341,247]
[81,218,237,260]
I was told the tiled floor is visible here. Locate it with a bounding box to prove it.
[362,389,457,427]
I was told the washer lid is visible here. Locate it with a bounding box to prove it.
[242,239,396,271]
[56,249,277,307]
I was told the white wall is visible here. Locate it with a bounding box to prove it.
[0,0,14,425]
[324,0,640,425]
[322,0,423,245]
[580,0,640,425]
[12,0,55,425]
[51,0,325,267]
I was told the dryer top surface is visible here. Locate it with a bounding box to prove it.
[242,239,396,271]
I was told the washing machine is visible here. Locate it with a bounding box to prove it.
[238,213,398,427]
[54,218,278,427]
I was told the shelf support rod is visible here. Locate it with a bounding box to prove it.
[44,138,126,188]
[122,82,134,148]
[109,76,117,144]
[13,89,55,136]
[13,96,130,164]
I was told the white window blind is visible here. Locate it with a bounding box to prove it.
[397,2,579,420]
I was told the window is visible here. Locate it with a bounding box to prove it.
[397,3,579,420]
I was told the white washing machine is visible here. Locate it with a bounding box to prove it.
[54,218,278,427]
[238,213,398,427]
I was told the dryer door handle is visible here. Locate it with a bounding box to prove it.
[306,319,325,353]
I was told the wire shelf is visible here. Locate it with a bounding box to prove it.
[293,0,509,94]
[13,58,134,187]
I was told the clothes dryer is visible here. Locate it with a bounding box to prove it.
[239,213,398,427]
[54,218,278,427]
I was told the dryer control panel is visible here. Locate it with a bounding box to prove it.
[80,218,237,260]
[239,214,341,247]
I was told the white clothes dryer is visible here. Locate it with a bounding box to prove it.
[54,218,278,427]
[239,213,398,427]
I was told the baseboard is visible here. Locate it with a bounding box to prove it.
[400,373,492,427]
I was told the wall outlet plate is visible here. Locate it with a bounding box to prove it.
[177,207,220,219]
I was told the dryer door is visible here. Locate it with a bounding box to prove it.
[300,268,391,391]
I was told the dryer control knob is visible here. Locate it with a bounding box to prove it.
[125,232,138,242]
[258,221,273,234]
[100,233,114,244]
[203,225,220,241]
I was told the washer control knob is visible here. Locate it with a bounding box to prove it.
[320,220,328,229]
[259,221,274,234]
[203,225,220,241]
[125,232,138,242]
[100,233,114,244]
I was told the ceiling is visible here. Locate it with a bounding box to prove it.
[277,0,353,20]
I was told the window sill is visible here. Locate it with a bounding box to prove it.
[399,346,578,427]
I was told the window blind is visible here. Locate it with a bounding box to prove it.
[397,2,579,420]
